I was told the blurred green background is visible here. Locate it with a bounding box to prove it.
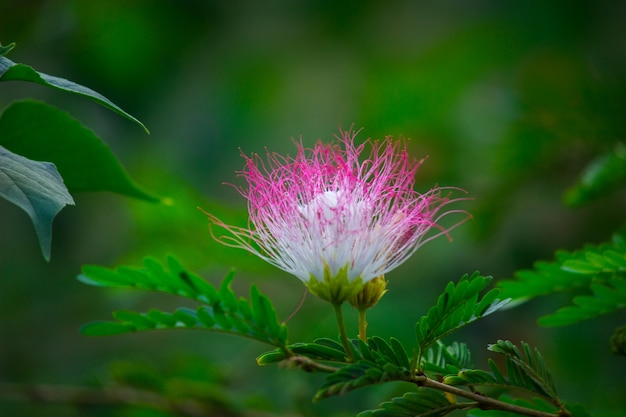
[1,0,625,416]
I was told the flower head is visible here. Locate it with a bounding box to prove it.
[205,128,469,303]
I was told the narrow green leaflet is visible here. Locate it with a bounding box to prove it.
[539,278,626,326]
[499,234,626,326]
[79,256,288,349]
[0,145,74,260]
[257,338,347,365]
[422,341,473,376]
[487,340,557,400]
[415,272,510,366]
[314,359,412,401]
[446,341,558,401]
[564,143,626,207]
[358,388,467,417]
[0,100,157,201]
[0,56,148,133]
[499,234,626,300]
[313,337,413,400]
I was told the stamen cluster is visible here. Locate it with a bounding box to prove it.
[206,129,468,303]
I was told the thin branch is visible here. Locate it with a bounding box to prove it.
[417,376,568,417]
[284,355,342,373]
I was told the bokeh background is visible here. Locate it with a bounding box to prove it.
[1,0,625,416]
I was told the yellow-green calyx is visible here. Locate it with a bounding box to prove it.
[307,262,364,304]
[349,275,387,311]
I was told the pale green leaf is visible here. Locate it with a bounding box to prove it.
[0,145,74,260]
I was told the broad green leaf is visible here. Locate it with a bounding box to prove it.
[0,145,74,260]
[0,56,148,133]
[0,100,157,201]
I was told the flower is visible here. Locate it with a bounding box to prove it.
[205,128,469,304]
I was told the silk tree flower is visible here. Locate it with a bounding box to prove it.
[205,129,469,305]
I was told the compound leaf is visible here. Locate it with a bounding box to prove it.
[415,272,509,366]
[499,233,626,326]
[79,256,288,348]
[539,278,626,326]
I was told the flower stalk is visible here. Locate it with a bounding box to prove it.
[332,303,354,362]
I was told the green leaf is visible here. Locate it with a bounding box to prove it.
[500,235,626,300]
[0,57,148,133]
[310,337,416,400]
[564,143,626,207]
[0,100,157,201]
[0,145,74,260]
[442,341,566,413]
[358,388,464,417]
[499,234,626,326]
[539,278,626,326]
[415,272,509,367]
[423,341,473,376]
[257,339,348,365]
[314,358,412,401]
[487,340,558,400]
[79,257,289,348]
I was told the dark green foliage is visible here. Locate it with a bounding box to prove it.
[79,255,288,349]
[499,232,626,327]
[415,272,510,367]
[357,388,463,417]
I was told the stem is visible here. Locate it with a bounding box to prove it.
[417,376,566,417]
[333,302,354,362]
[288,355,341,373]
[357,308,368,342]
